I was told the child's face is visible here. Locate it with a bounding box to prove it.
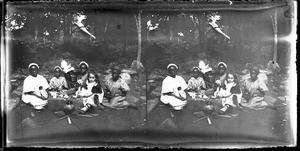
[69,73,77,82]
[54,69,61,78]
[168,66,177,78]
[227,74,234,83]
[89,73,96,82]
[111,69,120,81]
[192,70,199,78]
[80,64,88,74]
[218,65,226,74]
[29,65,38,77]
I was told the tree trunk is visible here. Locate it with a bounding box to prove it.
[268,10,280,73]
[273,11,278,62]
[137,10,142,63]
[202,13,208,53]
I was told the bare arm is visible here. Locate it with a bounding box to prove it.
[24,91,47,100]
[163,92,186,101]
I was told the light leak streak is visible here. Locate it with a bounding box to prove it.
[287,1,297,146]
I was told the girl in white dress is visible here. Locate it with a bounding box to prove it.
[161,64,190,110]
[22,63,50,110]
[213,71,242,114]
[75,70,104,115]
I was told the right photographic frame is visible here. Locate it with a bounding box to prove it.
[142,0,297,148]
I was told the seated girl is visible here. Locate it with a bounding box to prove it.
[240,66,276,110]
[48,66,68,98]
[187,66,207,99]
[213,71,242,114]
[203,62,228,96]
[77,61,90,86]
[160,64,189,111]
[65,70,80,96]
[101,66,138,110]
[22,63,50,110]
[75,70,104,115]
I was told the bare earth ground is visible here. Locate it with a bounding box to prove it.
[6,68,292,148]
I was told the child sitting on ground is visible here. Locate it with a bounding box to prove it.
[187,66,207,99]
[75,70,104,115]
[213,71,242,114]
[49,66,68,98]
[65,70,81,96]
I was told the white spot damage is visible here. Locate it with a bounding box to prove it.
[73,13,96,39]
[208,13,230,39]
[178,32,184,37]
[147,20,159,31]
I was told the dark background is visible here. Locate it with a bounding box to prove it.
[6,1,292,72]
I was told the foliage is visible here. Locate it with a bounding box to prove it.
[6,3,286,71]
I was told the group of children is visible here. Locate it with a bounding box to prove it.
[21,59,272,116]
[21,61,136,116]
[161,61,272,114]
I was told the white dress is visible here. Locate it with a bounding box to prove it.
[161,75,188,110]
[76,81,104,107]
[214,81,242,107]
[22,75,49,109]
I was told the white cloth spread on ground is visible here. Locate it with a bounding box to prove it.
[161,75,188,110]
[22,75,49,109]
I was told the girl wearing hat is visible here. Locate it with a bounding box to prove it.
[21,63,50,110]
[49,66,68,93]
[202,62,227,96]
[187,66,207,99]
[187,66,206,92]
[160,64,189,110]
[77,61,90,86]
[214,62,228,87]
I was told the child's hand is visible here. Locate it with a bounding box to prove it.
[215,79,221,85]
[77,79,83,85]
